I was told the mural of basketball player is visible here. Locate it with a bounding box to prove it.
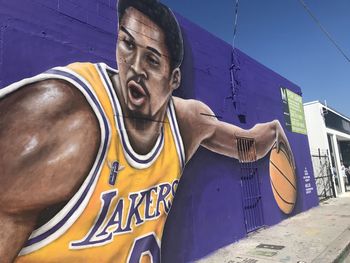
[0,0,294,262]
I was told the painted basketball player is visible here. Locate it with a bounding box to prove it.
[0,0,293,262]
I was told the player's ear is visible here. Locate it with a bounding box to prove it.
[170,68,181,91]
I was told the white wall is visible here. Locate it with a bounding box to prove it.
[304,102,329,155]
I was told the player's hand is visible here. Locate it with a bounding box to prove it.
[274,120,296,170]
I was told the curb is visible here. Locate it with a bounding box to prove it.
[312,227,350,263]
[334,239,350,263]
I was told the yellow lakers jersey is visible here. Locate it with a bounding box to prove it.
[14,62,185,263]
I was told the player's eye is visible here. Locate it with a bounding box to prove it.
[146,54,160,67]
[122,38,135,50]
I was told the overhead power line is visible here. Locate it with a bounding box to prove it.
[298,0,350,63]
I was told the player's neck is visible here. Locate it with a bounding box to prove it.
[111,73,166,155]
[124,108,167,155]
[124,111,165,155]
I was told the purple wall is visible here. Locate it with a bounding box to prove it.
[164,18,319,261]
[0,0,319,262]
[0,0,118,87]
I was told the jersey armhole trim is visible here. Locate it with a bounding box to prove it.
[167,99,185,170]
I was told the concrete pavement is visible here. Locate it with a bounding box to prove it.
[196,192,350,263]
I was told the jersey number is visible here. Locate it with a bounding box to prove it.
[128,233,160,263]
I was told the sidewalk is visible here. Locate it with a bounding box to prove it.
[196,192,350,263]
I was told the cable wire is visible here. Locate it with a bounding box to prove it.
[229,0,240,111]
[232,0,240,49]
[298,0,350,63]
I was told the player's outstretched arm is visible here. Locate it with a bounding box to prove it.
[174,97,292,164]
[0,79,100,262]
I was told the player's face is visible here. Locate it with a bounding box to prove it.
[116,7,179,118]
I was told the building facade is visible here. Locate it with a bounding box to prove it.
[304,101,350,196]
[1,1,319,261]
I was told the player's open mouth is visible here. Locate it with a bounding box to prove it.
[127,80,148,106]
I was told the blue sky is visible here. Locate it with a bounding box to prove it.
[162,0,350,117]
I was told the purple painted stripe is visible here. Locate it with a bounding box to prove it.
[97,63,164,165]
[24,69,109,246]
[169,102,185,168]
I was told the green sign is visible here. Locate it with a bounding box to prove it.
[281,87,307,135]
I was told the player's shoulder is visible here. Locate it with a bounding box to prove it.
[173,96,212,114]
[22,79,85,111]
[172,96,215,123]
[0,78,96,129]
[171,97,217,161]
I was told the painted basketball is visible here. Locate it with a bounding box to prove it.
[269,144,297,214]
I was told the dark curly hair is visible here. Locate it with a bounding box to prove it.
[118,0,184,70]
